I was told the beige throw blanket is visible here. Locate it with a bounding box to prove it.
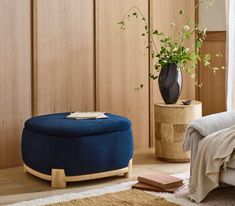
[189,125,235,202]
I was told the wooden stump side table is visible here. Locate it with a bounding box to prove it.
[154,100,202,163]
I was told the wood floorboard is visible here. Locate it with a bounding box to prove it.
[0,150,189,205]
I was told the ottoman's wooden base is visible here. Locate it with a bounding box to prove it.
[23,159,132,189]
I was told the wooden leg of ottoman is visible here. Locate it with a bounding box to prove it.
[51,169,66,189]
[23,165,27,173]
[124,159,132,178]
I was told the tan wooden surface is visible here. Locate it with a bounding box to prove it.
[0,152,189,205]
[152,0,196,103]
[150,0,196,147]
[0,0,32,168]
[0,1,199,169]
[24,164,51,181]
[24,160,132,189]
[148,0,155,148]
[124,159,133,178]
[95,0,149,149]
[33,0,95,115]
[197,31,226,115]
[155,101,202,162]
[51,169,66,189]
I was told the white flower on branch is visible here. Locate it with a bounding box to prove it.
[183,25,190,31]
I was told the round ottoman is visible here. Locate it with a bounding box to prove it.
[21,113,133,188]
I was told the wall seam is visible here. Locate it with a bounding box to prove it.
[93,0,96,111]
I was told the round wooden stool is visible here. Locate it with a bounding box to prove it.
[154,100,202,163]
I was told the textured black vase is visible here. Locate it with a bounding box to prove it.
[158,63,183,104]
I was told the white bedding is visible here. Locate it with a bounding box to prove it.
[183,111,235,173]
[182,111,235,202]
[189,125,235,202]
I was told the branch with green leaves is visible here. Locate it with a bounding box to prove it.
[118,0,224,87]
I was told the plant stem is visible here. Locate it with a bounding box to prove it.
[179,0,212,48]
[120,6,159,54]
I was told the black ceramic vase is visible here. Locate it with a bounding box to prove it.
[158,63,183,104]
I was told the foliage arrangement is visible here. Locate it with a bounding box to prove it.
[118,0,224,87]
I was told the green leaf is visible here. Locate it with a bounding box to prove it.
[195,40,202,49]
[204,61,210,66]
[132,12,138,18]
[118,21,124,24]
[204,54,211,61]
[149,74,158,80]
[152,30,158,35]
[184,31,191,39]
[179,10,184,15]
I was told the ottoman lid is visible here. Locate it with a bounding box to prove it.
[24,113,132,137]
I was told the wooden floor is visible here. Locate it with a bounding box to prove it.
[0,149,189,205]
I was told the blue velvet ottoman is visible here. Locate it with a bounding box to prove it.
[21,113,133,188]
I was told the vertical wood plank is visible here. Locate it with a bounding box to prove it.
[34,0,95,115]
[96,0,150,149]
[149,0,154,147]
[152,0,196,103]
[151,0,195,147]
[198,32,226,115]
[0,0,32,168]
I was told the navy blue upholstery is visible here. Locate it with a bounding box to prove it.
[21,113,133,176]
[24,113,131,137]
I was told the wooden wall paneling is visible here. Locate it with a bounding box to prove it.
[96,0,150,149]
[195,0,200,101]
[198,31,226,115]
[0,0,32,168]
[33,0,95,115]
[152,0,196,103]
[151,0,195,147]
[148,0,154,147]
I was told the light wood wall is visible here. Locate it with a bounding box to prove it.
[0,0,197,168]
[197,31,226,115]
[33,0,95,115]
[152,0,196,103]
[150,0,196,146]
[0,0,32,168]
[96,0,150,149]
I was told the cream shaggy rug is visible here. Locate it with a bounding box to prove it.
[5,173,235,206]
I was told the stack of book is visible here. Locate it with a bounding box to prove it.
[132,171,183,193]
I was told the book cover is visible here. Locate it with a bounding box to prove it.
[132,182,179,193]
[137,171,183,189]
